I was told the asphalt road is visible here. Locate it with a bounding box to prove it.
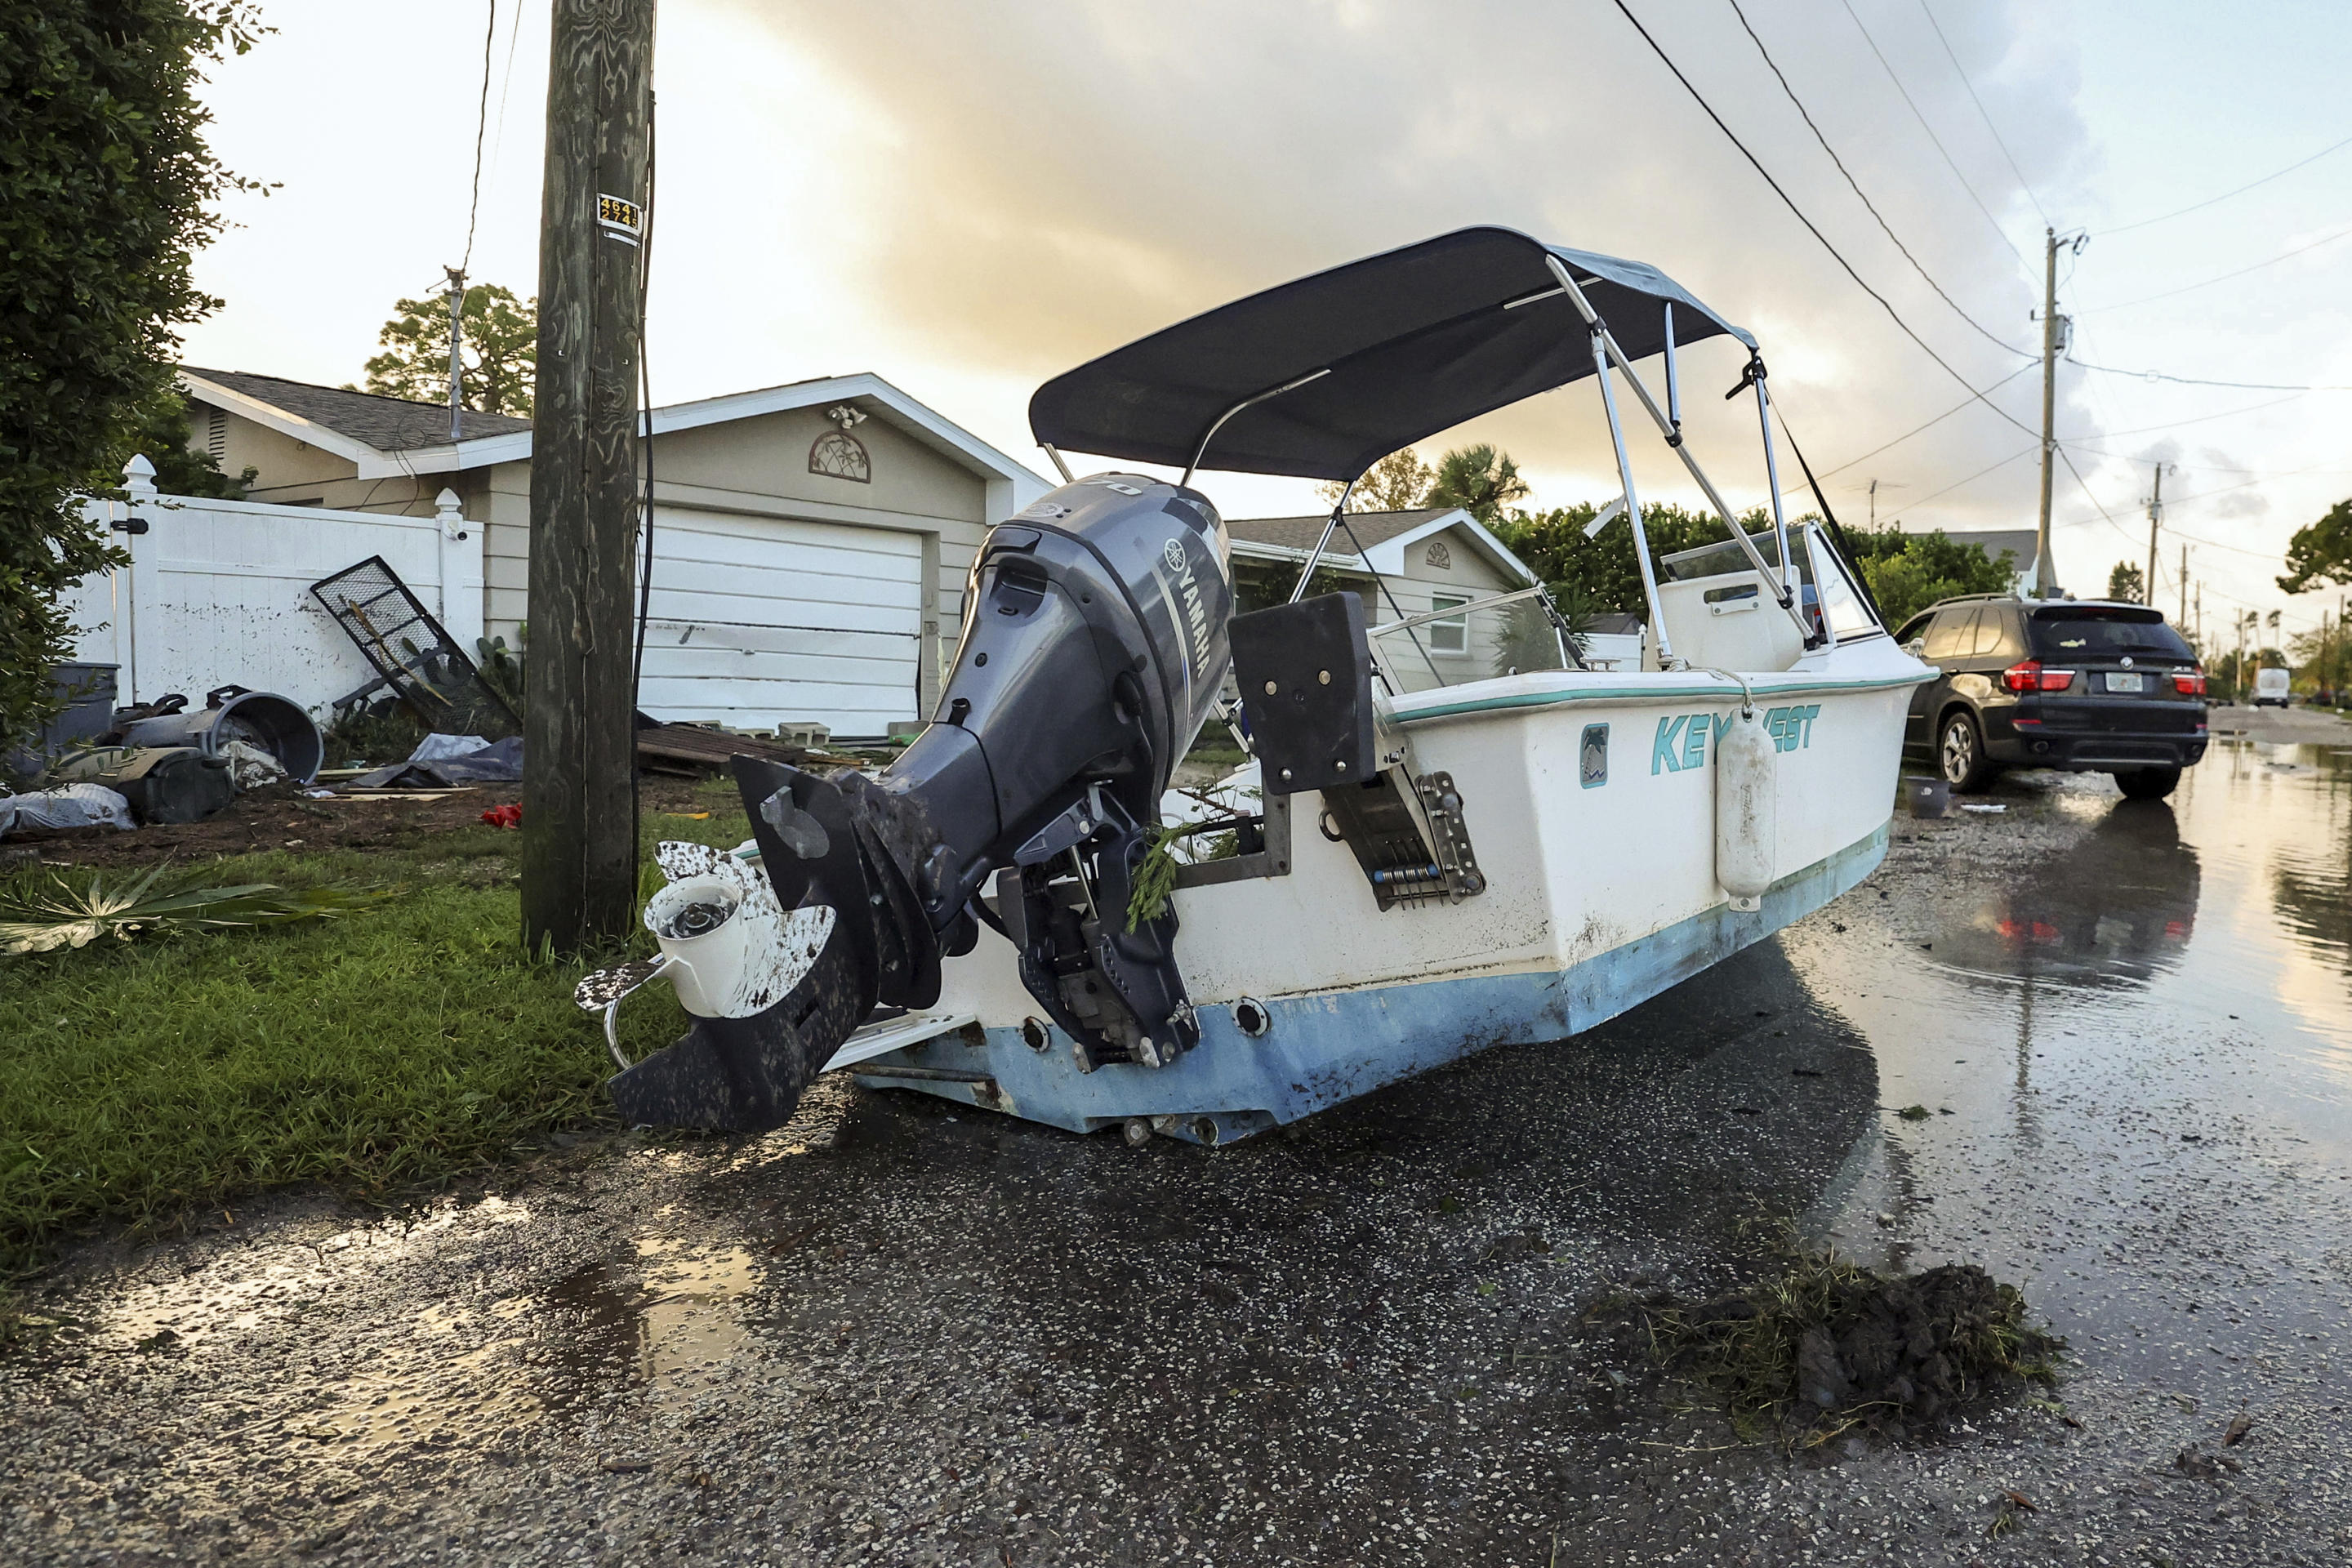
[5,713,2349,1566]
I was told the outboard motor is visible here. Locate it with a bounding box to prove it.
[604,473,1234,1130]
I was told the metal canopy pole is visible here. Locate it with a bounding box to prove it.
[1588,329,1674,669]
[1749,371,1796,606]
[1540,256,1811,645]
[1182,368,1330,488]
[1289,476,1355,604]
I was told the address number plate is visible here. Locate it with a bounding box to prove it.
[2105,672,2145,693]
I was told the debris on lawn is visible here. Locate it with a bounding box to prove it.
[481,803,522,829]
[1641,1243,2064,1448]
[47,746,234,824]
[352,734,523,790]
[0,783,135,838]
[0,864,386,955]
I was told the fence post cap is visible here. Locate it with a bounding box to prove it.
[122,453,158,496]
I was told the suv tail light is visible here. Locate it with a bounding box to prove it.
[2003,659,2076,693]
[2172,667,2207,696]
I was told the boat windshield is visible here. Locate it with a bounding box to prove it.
[1659,531,1802,584]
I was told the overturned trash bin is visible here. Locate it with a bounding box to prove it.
[117,686,323,785]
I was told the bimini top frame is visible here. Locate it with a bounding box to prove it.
[1028,225,1815,669]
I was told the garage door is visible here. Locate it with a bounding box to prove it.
[635,506,923,737]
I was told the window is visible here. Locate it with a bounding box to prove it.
[2029,609,2194,660]
[1973,608,2024,660]
[1922,608,1977,662]
[1894,613,1934,648]
[1804,527,1880,640]
[1428,593,1469,653]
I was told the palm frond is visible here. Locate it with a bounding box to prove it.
[0,868,388,956]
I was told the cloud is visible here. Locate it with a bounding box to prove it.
[715,0,2089,517]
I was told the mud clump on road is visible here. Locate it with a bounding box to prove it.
[1642,1250,2064,1447]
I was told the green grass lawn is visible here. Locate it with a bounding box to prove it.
[0,782,755,1274]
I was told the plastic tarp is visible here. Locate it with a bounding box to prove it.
[348,734,522,790]
[1027,225,1755,483]
[0,784,135,837]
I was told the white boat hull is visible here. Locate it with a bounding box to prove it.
[849,637,1927,1142]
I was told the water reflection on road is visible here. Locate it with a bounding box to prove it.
[1786,737,2352,1393]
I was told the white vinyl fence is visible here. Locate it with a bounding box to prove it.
[62,455,484,716]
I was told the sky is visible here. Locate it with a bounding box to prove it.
[177,0,2352,641]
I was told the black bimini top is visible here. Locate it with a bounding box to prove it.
[1027,225,1755,483]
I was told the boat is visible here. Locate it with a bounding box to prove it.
[580,225,1935,1145]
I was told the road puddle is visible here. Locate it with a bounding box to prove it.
[1785,739,2352,1384]
[535,1232,763,1403]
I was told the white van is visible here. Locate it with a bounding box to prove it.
[2254,667,2292,707]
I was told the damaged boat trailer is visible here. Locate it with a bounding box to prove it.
[579,225,1930,1145]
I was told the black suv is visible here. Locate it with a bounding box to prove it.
[1893,596,2208,800]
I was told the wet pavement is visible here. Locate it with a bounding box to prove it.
[4,710,2349,1566]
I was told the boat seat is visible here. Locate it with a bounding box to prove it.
[1655,568,1805,672]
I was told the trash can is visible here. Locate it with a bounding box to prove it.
[118,686,323,785]
[1903,775,1950,819]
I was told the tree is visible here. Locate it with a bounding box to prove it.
[135,392,254,498]
[1494,501,1752,618]
[2107,561,2145,604]
[361,283,537,416]
[1314,447,1433,512]
[2279,498,2352,594]
[1425,443,1531,524]
[0,2,266,751]
[1840,527,2017,627]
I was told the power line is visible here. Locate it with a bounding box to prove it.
[2101,130,2352,237]
[1913,0,2050,227]
[1802,361,2038,484]
[1891,442,2037,511]
[2065,356,2352,393]
[1604,0,2041,443]
[460,0,497,274]
[1833,0,2026,267]
[2079,223,2352,314]
[1724,0,2032,359]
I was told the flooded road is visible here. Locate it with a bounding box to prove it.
[4,712,2349,1566]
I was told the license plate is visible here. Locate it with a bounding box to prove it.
[2106,672,2145,693]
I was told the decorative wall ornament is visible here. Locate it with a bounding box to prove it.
[810,403,871,483]
[1423,539,1452,570]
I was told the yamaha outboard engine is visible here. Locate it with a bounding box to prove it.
[603,473,1233,1131]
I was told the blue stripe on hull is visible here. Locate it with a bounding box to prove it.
[855,822,1891,1143]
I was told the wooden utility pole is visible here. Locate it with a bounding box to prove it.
[522,0,656,955]
[2034,227,2060,599]
[2143,463,2164,607]
[2179,543,2188,626]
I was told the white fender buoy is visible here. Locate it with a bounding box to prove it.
[1715,706,1775,911]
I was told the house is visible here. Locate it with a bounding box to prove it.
[1224,508,1544,689]
[175,368,1050,737]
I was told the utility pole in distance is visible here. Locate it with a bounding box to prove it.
[2034,227,2059,598]
[523,0,656,956]
[2143,462,2167,607]
[2033,228,2087,599]
[2179,544,2189,626]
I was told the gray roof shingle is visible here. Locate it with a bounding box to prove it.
[1226,508,1459,554]
[181,368,535,452]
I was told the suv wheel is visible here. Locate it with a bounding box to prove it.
[2114,766,2181,801]
[1939,710,1995,793]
